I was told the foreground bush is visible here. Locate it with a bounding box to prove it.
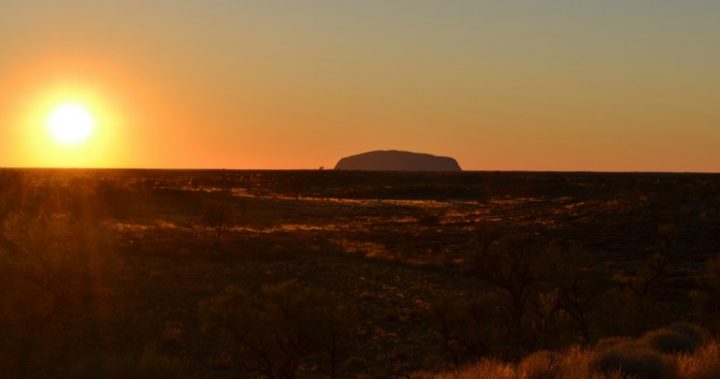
[0,212,119,377]
[589,343,675,379]
[200,280,356,379]
[430,293,504,367]
[692,257,720,334]
[464,235,615,358]
[642,323,707,354]
[200,200,235,249]
[431,324,717,379]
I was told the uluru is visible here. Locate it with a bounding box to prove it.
[334,150,461,172]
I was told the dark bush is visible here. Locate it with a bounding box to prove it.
[589,344,676,379]
[692,257,720,334]
[0,211,118,377]
[470,233,549,349]
[601,252,673,336]
[541,242,613,344]
[430,293,503,367]
[199,280,356,379]
[201,200,235,249]
[642,323,707,354]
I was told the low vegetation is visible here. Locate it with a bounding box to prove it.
[199,280,356,379]
[429,324,719,379]
[1,169,719,378]
[201,200,236,249]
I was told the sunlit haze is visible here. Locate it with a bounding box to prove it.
[1,1,718,171]
[48,103,94,145]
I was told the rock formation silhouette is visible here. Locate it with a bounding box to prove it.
[334,150,461,172]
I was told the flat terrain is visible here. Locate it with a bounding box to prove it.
[2,170,720,378]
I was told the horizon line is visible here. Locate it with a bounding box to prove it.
[2,166,718,175]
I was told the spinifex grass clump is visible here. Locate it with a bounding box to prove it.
[433,324,718,379]
[588,343,675,379]
[641,323,707,354]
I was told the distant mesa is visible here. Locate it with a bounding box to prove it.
[334,150,461,172]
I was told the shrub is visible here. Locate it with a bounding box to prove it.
[470,233,549,349]
[201,200,235,249]
[692,257,720,334]
[430,293,503,367]
[589,343,677,379]
[434,326,716,379]
[542,242,612,344]
[470,236,611,351]
[642,323,707,354]
[0,206,119,377]
[199,280,356,379]
[601,252,672,336]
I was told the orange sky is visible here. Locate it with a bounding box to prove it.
[1,1,719,171]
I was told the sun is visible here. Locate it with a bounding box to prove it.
[47,103,95,144]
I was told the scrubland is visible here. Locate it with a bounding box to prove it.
[1,169,719,378]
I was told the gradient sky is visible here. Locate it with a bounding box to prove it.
[1,1,719,171]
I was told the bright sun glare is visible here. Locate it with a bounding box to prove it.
[47,103,95,144]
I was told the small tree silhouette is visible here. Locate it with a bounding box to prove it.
[692,256,720,335]
[201,200,235,249]
[430,292,501,367]
[606,251,672,335]
[471,233,548,349]
[199,280,355,379]
[542,242,612,344]
[1,206,118,377]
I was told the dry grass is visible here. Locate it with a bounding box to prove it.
[433,341,720,379]
[432,359,516,379]
[431,347,611,379]
[676,343,720,379]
